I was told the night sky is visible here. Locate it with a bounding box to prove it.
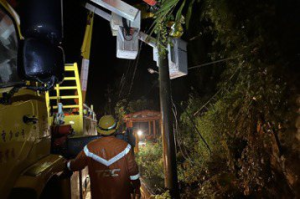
[62,0,188,117]
[11,0,222,118]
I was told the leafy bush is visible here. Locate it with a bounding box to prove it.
[137,0,299,198]
[136,141,165,194]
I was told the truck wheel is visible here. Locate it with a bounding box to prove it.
[9,188,37,199]
[40,175,63,199]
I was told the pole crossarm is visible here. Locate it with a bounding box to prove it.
[89,0,139,21]
[85,3,112,21]
[138,32,157,48]
[85,3,157,49]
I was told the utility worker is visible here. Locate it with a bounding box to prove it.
[67,115,141,199]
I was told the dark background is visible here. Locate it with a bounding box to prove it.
[63,0,158,116]
[12,0,201,118]
[62,0,189,117]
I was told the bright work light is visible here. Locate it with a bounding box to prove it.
[137,130,143,137]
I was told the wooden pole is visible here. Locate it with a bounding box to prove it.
[153,120,156,138]
[158,48,179,198]
[148,121,151,137]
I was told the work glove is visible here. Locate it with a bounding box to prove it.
[61,161,73,178]
[61,168,73,178]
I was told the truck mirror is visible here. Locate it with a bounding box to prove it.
[19,0,63,44]
[18,38,65,84]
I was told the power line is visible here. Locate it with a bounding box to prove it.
[128,48,142,96]
[189,56,239,70]
[171,95,195,163]
[175,102,212,154]
[126,24,154,98]
[118,60,132,99]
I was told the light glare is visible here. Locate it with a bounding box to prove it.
[137,130,143,137]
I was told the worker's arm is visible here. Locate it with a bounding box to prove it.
[67,149,88,171]
[126,149,141,195]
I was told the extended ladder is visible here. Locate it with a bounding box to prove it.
[46,63,84,134]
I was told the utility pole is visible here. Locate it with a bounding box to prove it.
[82,3,182,196]
[158,46,179,198]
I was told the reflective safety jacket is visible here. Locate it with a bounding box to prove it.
[67,136,140,199]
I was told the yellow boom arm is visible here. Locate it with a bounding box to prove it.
[80,12,94,103]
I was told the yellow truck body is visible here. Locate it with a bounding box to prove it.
[0,1,96,198]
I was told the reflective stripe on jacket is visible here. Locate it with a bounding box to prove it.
[67,136,140,199]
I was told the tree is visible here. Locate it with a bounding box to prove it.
[138,0,300,197]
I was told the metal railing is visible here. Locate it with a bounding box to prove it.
[46,63,84,135]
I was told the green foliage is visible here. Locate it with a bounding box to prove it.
[150,0,199,54]
[127,99,156,113]
[114,98,157,120]
[139,0,299,198]
[154,191,171,199]
[180,0,298,197]
[136,141,165,194]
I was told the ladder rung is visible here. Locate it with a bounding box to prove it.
[61,95,80,99]
[49,95,79,100]
[64,77,76,80]
[54,86,78,90]
[65,64,76,66]
[65,66,76,71]
[52,105,80,109]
